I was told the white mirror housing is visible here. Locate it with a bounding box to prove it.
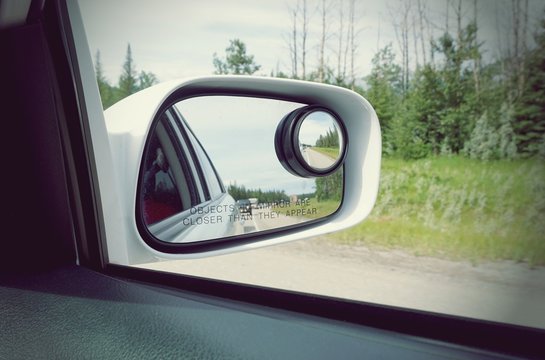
[104,76,381,263]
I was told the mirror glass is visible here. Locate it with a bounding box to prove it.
[140,96,343,244]
[297,110,344,171]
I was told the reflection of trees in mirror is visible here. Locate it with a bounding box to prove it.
[227,183,290,203]
[315,169,343,202]
[315,126,339,147]
[313,126,340,160]
[279,197,340,220]
[226,178,341,221]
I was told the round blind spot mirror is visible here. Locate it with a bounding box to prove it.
[297,111,344,171]
[275,105,347,178]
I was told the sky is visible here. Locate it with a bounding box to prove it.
[78,0,545,85]
[177,96,317,195]
[299,111,341,146]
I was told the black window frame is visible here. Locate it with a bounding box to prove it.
[166,107,211,203]
[175,109,225,200]
[162,109,201,207]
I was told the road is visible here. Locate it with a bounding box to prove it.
[301,147,335,169]
[139,237,545,328]
[236,207,309,234]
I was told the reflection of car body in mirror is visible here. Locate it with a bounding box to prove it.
[142,146,183,224]
[139,108,241,243]
[236,199,253,215]
[248,198,258,209]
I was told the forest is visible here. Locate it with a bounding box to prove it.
[96,1,545,161]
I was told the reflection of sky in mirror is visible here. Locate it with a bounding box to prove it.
[176,96,315,195]
[299,112,339,147]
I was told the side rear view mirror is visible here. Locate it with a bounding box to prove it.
[140,96,346,245]
[104,76,381,261]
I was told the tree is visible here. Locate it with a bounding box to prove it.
[464,111,498,160]
[227,183,289,203]
[509,0,530,99]
[286,3,299,78]
[389,0,411,95]
[364,45,402,153]
[95,44,158,108]
[213,39,261,75]
[392,64,442,158]
[336,0,346,83]
[346,0,358,89]
[138,70,158,90]
[315,127,339,148]
[94,50,115,109]
[416,0,429,66]
[514,11,545,157]
[300,0,309,80]
[118,43,139,98]
[497,103,518,159]
[285,0,311,80]
[317,0,328,83]
[315,170,342,201]
[432,22,481,153]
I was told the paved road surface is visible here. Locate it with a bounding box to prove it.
[139,237,545,328]
[235,207,309,234]
[301,148,335,168]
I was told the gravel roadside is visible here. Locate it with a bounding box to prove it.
[139,237,545,328]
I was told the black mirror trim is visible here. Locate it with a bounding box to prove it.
[274,105,348,178]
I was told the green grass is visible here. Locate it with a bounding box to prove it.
[312,147,339,159]
[333,156,545,266]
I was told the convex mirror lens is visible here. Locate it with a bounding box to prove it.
[298,110,344,171]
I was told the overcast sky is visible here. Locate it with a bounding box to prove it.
[177,96,315,194]
[78,0,545,85]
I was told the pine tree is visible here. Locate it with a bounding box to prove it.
[213,39,261,75]
[94,50,115,109]
[465,111,498,160]
[433,23,480,154]
[118,44,139,98]
[497,103,518,159]
[365,45,402,153]
[138,70,158,90]
[393,65,441,158]
[514,12,545,156]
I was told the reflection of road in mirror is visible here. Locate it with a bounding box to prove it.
[235,206,309,235]
[301,147,335,169]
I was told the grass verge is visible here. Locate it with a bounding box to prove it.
[332,156,545,266]
[279,198,340,219]
[312,147,339,159]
